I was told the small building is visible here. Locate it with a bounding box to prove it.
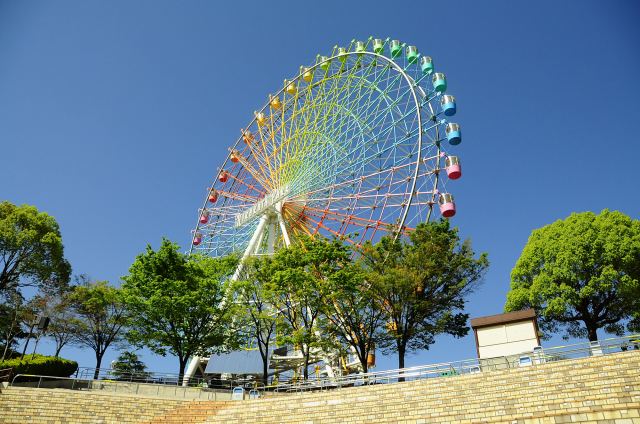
[470,309,541,360]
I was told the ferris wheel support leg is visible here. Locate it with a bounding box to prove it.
[323,359,336,378]
[183,215,269,387]
[275,205,291,247]
[231,214,269,281]
[182,356,201,386]
[266,219,276,254]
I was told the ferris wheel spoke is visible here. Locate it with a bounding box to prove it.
[232,152,274,192]
[291,158,418,202]
[298,205,412,234]
[272,64,408,194]
[296,212,359,245]
[225,168,266,198]
[240,135,274,187]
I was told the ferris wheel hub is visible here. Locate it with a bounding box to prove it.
[235,185,291,228]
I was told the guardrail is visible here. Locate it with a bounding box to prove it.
[0,367,13,383]
[272,334,640,393]
[73,367,208,388]
[9,373,245,400]
[71,367,267,392]
[7,334,640,397]
[11,374,88,390]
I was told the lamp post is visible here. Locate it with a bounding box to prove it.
[20,316,50,360]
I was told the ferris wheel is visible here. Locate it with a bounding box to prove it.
[190,37,463,261]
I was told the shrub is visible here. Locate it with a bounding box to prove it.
[0,354,78,377]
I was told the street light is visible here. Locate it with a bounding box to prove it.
[20,316,50,360]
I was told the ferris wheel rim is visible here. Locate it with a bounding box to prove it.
[190,44,445,256]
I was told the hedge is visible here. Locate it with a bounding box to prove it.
[0,354,78,378]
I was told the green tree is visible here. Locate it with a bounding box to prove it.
[0,290,27,360]
[0,201,71,295]
[111,350,149,381]
[122,239,238,379]
[505,210,640,341]
[70,279,128,379]
[363,220,488,369]
[29,289,78,357]
[320,261,386,374]
[233,257,277,386]
[266,237,343,380]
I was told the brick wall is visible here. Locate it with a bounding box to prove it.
[207,350,640,424]
[1,350,638,423]
[0,386,193,423]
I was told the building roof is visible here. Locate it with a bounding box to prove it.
[470,309,536,329]
[205,350,269,375]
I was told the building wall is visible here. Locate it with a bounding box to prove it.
[477,319,539,358]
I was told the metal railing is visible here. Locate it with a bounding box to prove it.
[272,334,640,393]
[6,334,640,397]
[9,373,240,400]
[72,367,267,392]
[0,367,13,383]
[11,374,90,390]
[74,367,208,388]
[9,366,269,400]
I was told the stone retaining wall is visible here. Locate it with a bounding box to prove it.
[0,350,638,424]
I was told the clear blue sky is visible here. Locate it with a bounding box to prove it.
[1,1,639,374]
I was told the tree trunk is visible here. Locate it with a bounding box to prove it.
[261,353,268,386]
[54,344,63,358]
[93,353,103,380]
[303,348,310,380]
[1,340,11,361]
[586,324,599,342]
[258,341,269,386]
[397,345,406,382]
[359,351,368,374]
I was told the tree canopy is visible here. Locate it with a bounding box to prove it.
[362,220,488,369]
[320,260,385,373]
[29,287,78,357]
[111,350,149,380]
[122,238,238,378]
[505,209,640,341]
[0,289,27,360]
[265,236,346,379]
[69,279,128,379]
[232,224,487,380]
[0,201,71,295]
[233,257,278,385]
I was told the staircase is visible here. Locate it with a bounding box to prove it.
[146,400,231,423]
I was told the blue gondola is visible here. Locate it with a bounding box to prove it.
[441,95,456,116]
[446,123,461,145]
